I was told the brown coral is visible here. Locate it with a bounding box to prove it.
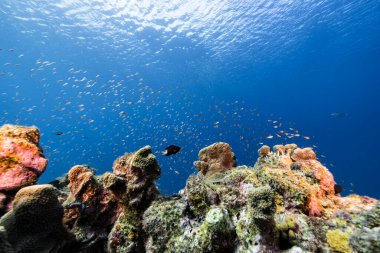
[291,148,316,161]
[273,145,285,155]
[258,145,271,157]
[67,165,100,202]
[103,146,162,210]
[113,145,161,185]
[284,144,298,155]
[0,184,73,253]
[194,142,236,177]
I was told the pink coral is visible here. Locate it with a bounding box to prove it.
[0,125,47,192]
[307,195,323,217]
[0,137,47,171]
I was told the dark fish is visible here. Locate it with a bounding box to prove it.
[334,184,344,194]
[66,202,86,215]
[162,145,181,156]
[55,131,64,136]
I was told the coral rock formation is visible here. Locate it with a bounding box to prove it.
[106,146,161,253]
[0,124,47,215]
[194,142,237,177]
[0,125,378,253]
[110,145,161,208]
[0,184,73,253]
[63,165,118,252]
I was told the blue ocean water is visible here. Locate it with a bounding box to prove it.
[0,1,379,198]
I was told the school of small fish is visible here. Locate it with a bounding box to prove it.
[0,48,328,190]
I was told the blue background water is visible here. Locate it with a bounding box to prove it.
[0,0,379,198]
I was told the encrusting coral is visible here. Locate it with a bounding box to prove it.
[0,184,73,253]
[0,124,48,215]
[105,145,161,253]
[0,124,378,253]
[194,142,237,177]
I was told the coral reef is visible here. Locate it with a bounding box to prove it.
[0,184,73,253]
[109,145,161,208]
[0,125,378,253]
[194,142,236,177]
[63,165,118,252]
[106,146,161,253]
[0,124,47,215]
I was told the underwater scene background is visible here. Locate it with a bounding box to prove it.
[0,0,379,198]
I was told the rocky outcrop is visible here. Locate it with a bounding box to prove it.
[0,124,48,215]
[105,146,161,253]
[0,185,73,253]
[194,142,237,177]
[141,143,378,252]
[0,125,378,253]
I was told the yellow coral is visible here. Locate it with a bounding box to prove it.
[326,229,352,253]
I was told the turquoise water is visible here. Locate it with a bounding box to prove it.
[0,1,379,197]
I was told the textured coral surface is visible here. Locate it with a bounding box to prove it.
[0,124,47,190]
[0,124,48,215]
[0,184,72,253]
[0,125,378,253]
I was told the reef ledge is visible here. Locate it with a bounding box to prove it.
[0,124,378,253]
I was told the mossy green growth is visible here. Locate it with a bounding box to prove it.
[247,185,276,220]
[73,226,90,244]
[254,166,288,194]
[185,175,210,218]
[255,167,310,210]
[166,229,209,253]
[276,216,298,249]
[201,206,233,234]
[213,168,263,213]
[108,208,142,253]
[166,206,234,253]
[277,217,297,231]
[334,218,348,227]
[132,145,161,181]
[349,204,380,253]
[350,227,380,253]
[356,201,380,228]
[326,229,352,253]
[235,209,260,252]
[223,167,261,187]
[199,207,234,251]
[261,152,281,166]
[142,198,186,252]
